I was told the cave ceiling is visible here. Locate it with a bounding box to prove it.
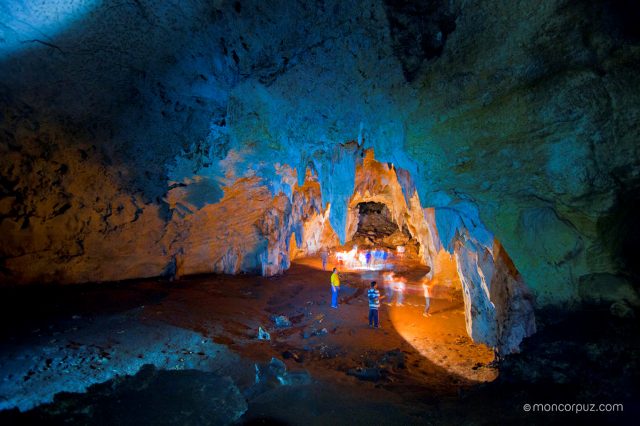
[1,0,639,305]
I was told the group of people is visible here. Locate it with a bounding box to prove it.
[329,267,432,329]
[329,246,392,271]
[381,271,432,316]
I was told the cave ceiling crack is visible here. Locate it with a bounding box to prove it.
[19,39,66,55]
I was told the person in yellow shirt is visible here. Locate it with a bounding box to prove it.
[330,267,340,308]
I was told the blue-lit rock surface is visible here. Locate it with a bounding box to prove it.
[1,0,638,333]
[0,311,244,412]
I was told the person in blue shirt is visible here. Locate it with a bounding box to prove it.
[367,281,385,328]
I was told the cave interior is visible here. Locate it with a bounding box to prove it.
[0,0,639,424]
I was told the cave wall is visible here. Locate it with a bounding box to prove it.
[401,0,640,306]
[454,235,537,355]
[1,0,639,312]
[426,202,536,354]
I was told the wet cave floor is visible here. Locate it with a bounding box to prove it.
[0,258,637,425]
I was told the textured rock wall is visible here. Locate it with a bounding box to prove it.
[490,241,538,355]
[1,0,639,312]
[0,102,169,284]
[454,237,537,355]
[166,168,335,277]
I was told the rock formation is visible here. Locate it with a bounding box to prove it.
[1,0,639,351]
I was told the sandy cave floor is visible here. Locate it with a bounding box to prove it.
[4,256,635,425]
[0,255,499,424]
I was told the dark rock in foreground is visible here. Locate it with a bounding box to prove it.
[0,365,247,426]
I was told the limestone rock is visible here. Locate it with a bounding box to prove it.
[0,0,638,318]
[453,214,536,354]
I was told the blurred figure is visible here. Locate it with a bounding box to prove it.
[369,249,378,268]
[320,247,329,271]
[383,271,395,305]
[348,245,358,268]
[358,251,367,267]
[394,276,406,306]
[381,249,389,268]
[382,272,406,306]
[422,281,431,317]
[330,267,340,308]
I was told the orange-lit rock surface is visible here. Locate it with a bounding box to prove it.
[0,127,339,284]
[288,170,340,258]
[426,201,536,354]
[0,134,170,284]
[167,169,338,277]
[167,177,288,276]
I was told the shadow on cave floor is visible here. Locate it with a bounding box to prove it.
[0,260,638,425]
[0,278,172,343]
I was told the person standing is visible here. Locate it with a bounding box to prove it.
[330,267,340,308]
[422,282,431,317]
[367,281,384,328]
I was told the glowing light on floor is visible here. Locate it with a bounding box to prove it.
[388,302,498,382]
[385,252,498,382]
[334,246,394,271]
[294,253,497,382]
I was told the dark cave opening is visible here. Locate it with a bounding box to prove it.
[355,202,398,238]
[598,182,640,280]
[351,202,419,255]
